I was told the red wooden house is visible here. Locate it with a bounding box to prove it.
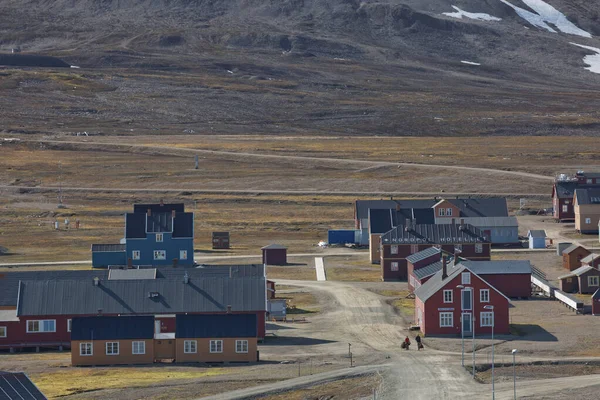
[593,289,600,316]
[414,262,511,336]
[553,172,600,221]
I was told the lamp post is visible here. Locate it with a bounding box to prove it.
[456,284,465,367]
[484,305,495,400]
[512,349,518,399]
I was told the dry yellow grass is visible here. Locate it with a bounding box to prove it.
[278,290,319,314]
[326,267,380,282]
[261,374,381,400]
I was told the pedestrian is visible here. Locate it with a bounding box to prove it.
[404,336,411,350]
[415,334,423,350]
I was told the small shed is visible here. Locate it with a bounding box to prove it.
[556,242,572,256]
[212,232,230,249]
[558,265,600,294]
[527,230,547,249]
[593,289,600,316]
[267,299,287,321]
[262,244,287,265]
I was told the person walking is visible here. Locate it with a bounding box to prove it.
[404,336,411,350]
[415,334,423,350]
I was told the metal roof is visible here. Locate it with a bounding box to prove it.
[17,276,267,316]
[0,371,47,400]
[0,309,19,321]
[458,260,532,275]
[125,213,146,239]
[593,288,600,300]
[413,260,445,280]
[562,244,588,255]
[527,230,546,238]
[406,247,441,264]
[108,268,157,280]
[91,244,126,252]
[175,314,257,338]
[558,265,596,279]
[261,244,287,250]
[134,203,184,214]
[147,212,173,233]
[381,223,487,245]
[368,208,435,234]
[581,253,600,264]
[173,213,193,238]
[71,316,154,341]
[553,182,578,199]
[575,188,600,205]
[437,216,518,227]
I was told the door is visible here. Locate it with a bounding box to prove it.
[154,339,176,360]
[155,320,161,334]
[462,313,472,333]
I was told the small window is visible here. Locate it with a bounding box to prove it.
[27,320,39,333]
[156,233,163,242]
[566,277,573,283]
[132,250,141,260]
[80,343,93,356]
[475,243,483,254]
[480,289,490,303]
[390,245,398,255]
[462,289,472,310]
[184,340,197,354]
[106,342,119,356]
[589,276,599,287]
[443,290,453,303]
[132,341,146,355]
[565,200,570,205]
[410,244,419,253]
[439,312,453,327]
[43,320,56,332]
[562,205,568,212]
[587,179,593,184]
[585,218,591,224]
[67,319,72,332]
[153,250,166,260]
[461,272,471,285]
[26,320,56,333]
[0,326,6,338]
[446,208,453,216]
[179,250,187,260]
[439,208,446,216]
[235,340,248,353]
[480,312,494,327]
[391,262,399,272]
[210,340,223,353]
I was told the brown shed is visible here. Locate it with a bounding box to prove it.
[262,244,287,265]
[212,232,230,249]
[558,265,600,294]
[562,245,591,271]
[593,289,600,316]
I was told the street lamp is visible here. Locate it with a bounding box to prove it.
[456,284,465,367]
[512,349,518,399]
[484,305,495,400]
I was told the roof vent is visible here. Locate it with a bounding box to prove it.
[226,305,232,314]
[183,272,189,284]
[148,291,159,298]
[93,277,100,286]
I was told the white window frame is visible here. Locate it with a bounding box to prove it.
[26,319,56,333]
[153,250,166,260]
[184,340,197,354]
[461,272,471,285]
[588,276,599,287]
[480,312,494,327]
[480,289,490,303]
[585,218,591,224]
[562,205,568,212]
[235,340,248,353]
[390,245,398,255]
[446,208,453,216]
[132,341,146,355]
[475,243,483,254]
[443,290,453,303]
[179,250,187,260]
[411,244,419,253]
[79,342,93,356]
[67,319,72,332]
[106,342,119,356]
[132,250,141,260]
[439,312,453,327]
[210,340,223,353]
[0,326,6,338]
[156,233,163,242]
[439,208,446,216]
[587,179,593,184]
[390,261,399,272]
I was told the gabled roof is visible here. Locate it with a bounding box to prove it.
[574,188,600,205]
[381,223,487,245]
[17,275,267,316]
[581,253,600,264]
[369,208,435,234]
[406,247,441,264]
[562,244,589,255]
[558,265,597,279]
[261,244,287,250]
[108,268,157,280]
[91,244,126,252]
[527,230,546,238]
[553,182,578,199]
[176,314,257,338]
[413,260,446,280]
[368,208,397,234]
[458,260,532,275]
[125,212,146,239]
[0,371,47,400]
[71,316,154,340]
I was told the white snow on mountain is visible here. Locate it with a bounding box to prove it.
[443,6,501,21]
[571,43,600,74]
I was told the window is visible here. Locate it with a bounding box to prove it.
[153,250,166,260]
[455,244,463,252]
[439,312,453,327]
[156,233,163,242]
[585,218,591,224]
[180,250,188,260]
[480,312,494,327]
[480,289,490,303]
[443,290,453,303]
[461,272,471,285]
[391,262,399,272]
[210,340,223,353]
[446,208,453,216]
[391,245,398,255]
[565,200,570,205]
[438,208,446,216]
[588,276,599,287]
[26,320,56,333]
[184,340,197,353]
[106,342,119,355]
[235,340,248,353]
[562,205,568,212]
[67,319,72,332]
[132,250,140,260]
[462,289,472,310]
[411,244,419,253]
[80,343,93,356]
[132,341,146,355]
[0,326,6,338]
[587,179,593,184]
[475,243,483,254]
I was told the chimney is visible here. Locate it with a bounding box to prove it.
[405,218,412,232]
[93,277,100,286]
[127,258,133,268]
[453,250,461,267]
[460,218,465,225]
[396,203,401,211]
[97,308,103,316]
[172,258,178,268]
[451,218,456,225]
[172,209,176,219]
[160,199,164,206]
[183,272,189,284]
[226,305,232,314]
[147,208,152,217]
[442,256,448,280]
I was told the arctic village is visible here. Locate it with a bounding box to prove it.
[1,0,600,399]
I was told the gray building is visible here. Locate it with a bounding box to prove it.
[437,216,519,244]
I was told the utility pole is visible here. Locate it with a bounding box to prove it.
[57,161,64,208]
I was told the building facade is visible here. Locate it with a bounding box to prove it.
[574,188,600,233]
[553,171,600,221]
[558,266,600,294]
[562,245,591,271]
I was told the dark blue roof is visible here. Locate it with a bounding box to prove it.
[125,213,146,239]
[175,314,257,338]
[173,213,193,238]
[71,316,154,340]
[147,212,173,233]
[0,371,47,400]
[133,203,184,214]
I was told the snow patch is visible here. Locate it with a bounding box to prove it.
[571,43,600,74]
[70,65,80,69]
[500,0,591,38]
[461,61,481,65]
[443,6,501,21]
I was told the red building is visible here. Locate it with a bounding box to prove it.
[552,172,600,221]
[414,262,511,336]
[562,245,591,271]
[593,289,600,316]
[262,244,287,265]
